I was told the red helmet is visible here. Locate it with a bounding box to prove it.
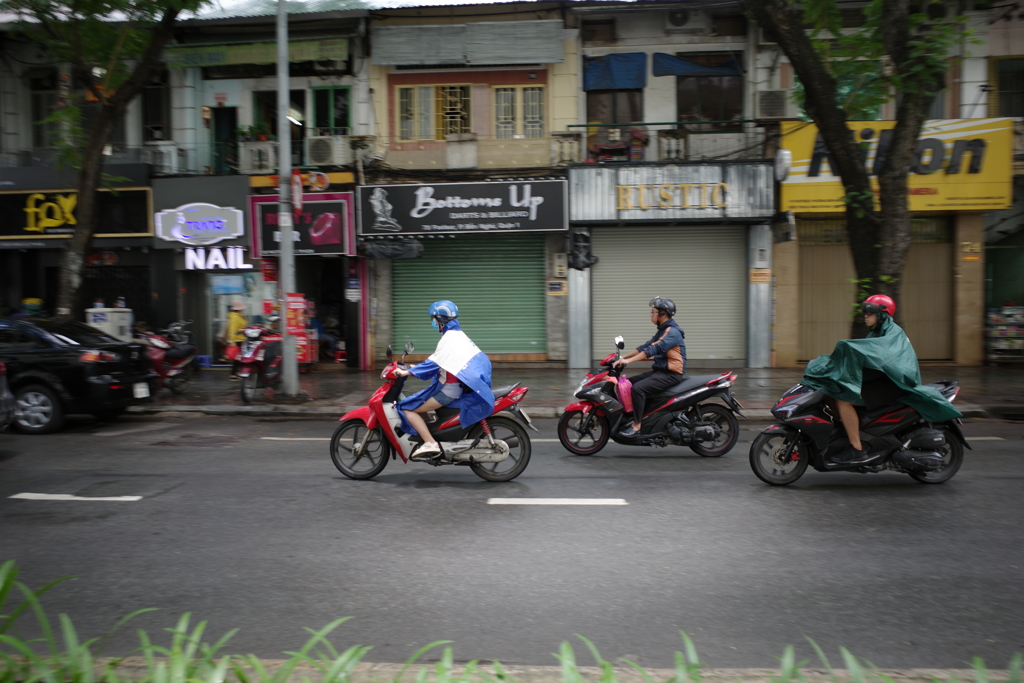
[863,294,895,317]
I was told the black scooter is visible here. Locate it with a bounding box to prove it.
[750,380,970,485]
[557,336,745,457]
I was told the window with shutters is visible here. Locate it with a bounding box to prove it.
[29,68,60,149]
[313,86,350,135]
[397,85,471,140]
[142,71,171,141]
[992,58,1024,117]
[494,86,545,139]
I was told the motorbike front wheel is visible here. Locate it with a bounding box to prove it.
[908,427,964,484]
[240,374,257,404]
[690,404,740,457]
[557,410,610,456]
[330,420,391,480]
[169,364,193,395]
[468,417,531,482]
[749,431,808,486]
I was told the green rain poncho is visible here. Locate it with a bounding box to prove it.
[802,314,962,423]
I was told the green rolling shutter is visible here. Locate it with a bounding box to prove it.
[391,233,547,355]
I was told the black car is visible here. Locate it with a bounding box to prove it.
[0,317,154,434]
[0,361,14,430]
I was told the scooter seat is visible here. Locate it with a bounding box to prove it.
[492,382,521,399]
[646,374,722,401]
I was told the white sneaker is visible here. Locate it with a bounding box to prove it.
[411,441,441,460]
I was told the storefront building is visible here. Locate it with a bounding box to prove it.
[568,162,775,368]
[151,175,260,357]
[249,173,361,366]
[776,119,1014,366]
[358,180,569,365]
[0,165,169,324]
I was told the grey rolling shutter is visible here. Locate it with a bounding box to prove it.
[464,21,565,65]
[371,25,467,66]
[391,233,547,355]
[590,226,746,364]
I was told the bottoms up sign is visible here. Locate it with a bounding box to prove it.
[250,192,355,257]
[357,180,567,236]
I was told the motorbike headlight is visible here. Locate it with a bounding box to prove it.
[772,404,799,419]
[244,328,262,339]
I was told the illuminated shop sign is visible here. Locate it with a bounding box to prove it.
[155,202,244,246]
[184,246,254,270]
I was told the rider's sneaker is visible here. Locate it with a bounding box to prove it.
[410,441,441,461]
[831,444,870,464]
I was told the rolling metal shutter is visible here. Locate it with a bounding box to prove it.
[590,226,746,364]
[392,233,547,355]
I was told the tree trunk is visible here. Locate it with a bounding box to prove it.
[55,111,118,318]
[53,6,181,319]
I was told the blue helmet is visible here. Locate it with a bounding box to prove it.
[429,300,459,331]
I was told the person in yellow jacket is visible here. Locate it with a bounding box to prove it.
[219,299,248,377]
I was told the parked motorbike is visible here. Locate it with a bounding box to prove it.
[750,380,970,485]
[135,324,198,395]
[237,317,282,403]
[163,319,193,344]
[330,343,537,482]
[557,336,744,457]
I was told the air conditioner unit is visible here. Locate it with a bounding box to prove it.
[665,9,713,35]
[305,136,354,167]
[239,141,278,174]
[758,89,800,119]
[143,141,179,175]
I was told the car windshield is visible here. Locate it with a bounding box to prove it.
[30,320,122,346]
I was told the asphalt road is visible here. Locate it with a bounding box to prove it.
[1,414,1022,670]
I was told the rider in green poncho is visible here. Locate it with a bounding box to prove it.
[802,294,962,465]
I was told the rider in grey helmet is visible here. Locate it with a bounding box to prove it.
[613,297,687,438]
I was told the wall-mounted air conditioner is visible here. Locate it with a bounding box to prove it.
[144,141,179,175]
[665,9,713,35]
[758,90,801,119]
[305,136,354,167]
[239,141,278,174]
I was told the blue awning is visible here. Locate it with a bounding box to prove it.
[652,53,744,77]
[583,53,647,91]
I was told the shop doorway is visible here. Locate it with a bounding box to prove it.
[80,266,152,324]
[212,107,238,175]
[295,256,360,367]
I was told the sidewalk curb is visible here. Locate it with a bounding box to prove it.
[127,403,990,420]
[102,658,1011,683]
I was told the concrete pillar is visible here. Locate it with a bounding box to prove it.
[545,232,568,361]
[567,241,591,368]
[772,233,800,367]
[371,258,393,363]
[748,224,772,368]
[171,68,200,173]
[954,213,985,365]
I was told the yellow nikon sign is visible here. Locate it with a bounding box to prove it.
[780,119,1014,212]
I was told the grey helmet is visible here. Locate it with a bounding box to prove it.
[649,296,676,317]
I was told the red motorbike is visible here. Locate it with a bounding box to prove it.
[237,317,282,403]
[135,323,197,395]
[557,335,743,457]
[329,342,537,482]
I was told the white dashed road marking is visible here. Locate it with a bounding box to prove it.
[488,498,628,506]
[969,436,1004,441]
[10,493,142,502]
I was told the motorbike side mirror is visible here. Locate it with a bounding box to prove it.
[404,342,415,355]
[614,335,625,350]
[386,345,394,360]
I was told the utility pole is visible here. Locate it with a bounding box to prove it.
[276,0,299,396]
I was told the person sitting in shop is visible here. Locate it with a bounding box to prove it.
[305,302,339,360]
[10,298,47,318]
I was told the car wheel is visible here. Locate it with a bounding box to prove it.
[14,384,65,434]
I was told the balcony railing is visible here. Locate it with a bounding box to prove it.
[565,120,769,163]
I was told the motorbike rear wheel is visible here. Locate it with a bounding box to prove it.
[331,420,391,480]
[908,428,964,484]
[690,404,740,457]
[557,410,610,456]
[240,375,257,404]
[749,431,808,485]
[468,417,531,482]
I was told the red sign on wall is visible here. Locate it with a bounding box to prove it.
[261,257,278,282]
[285,293,305,335]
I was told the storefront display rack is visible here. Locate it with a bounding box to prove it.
[986,306,1024,363]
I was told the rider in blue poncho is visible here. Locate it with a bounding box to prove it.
[394,301,494,458]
